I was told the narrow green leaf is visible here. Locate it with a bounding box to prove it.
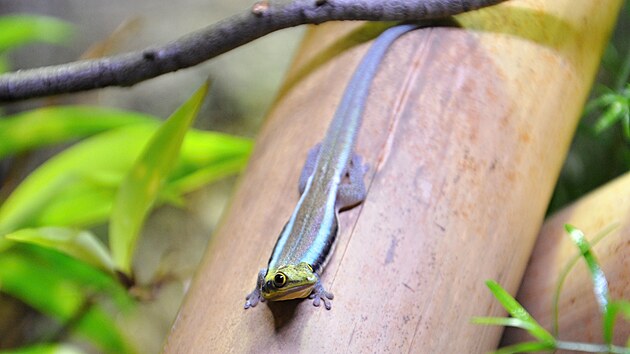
[603,300,630,345]
[166,129,253,194]
[5,227,114,273]
[485,280,555,344]
[0,343,85,354]
[0,245,134,353]
[594,100,624,135]
[0,244,132,309]
[493,341,555,354]
[564,224,609,313]
[584,92,619,116]
[110,83,209,275]
[0,15,74,52]
[471,317,540,333]
[167,153,250,194]
[0,106,156,159]
[552,223,618,336]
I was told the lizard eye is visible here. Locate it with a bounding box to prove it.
[273,273,287,288]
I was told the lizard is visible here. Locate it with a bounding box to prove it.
[244,24,419,310]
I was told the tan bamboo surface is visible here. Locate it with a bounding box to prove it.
[503,172,630,348]
[164,1,621,352]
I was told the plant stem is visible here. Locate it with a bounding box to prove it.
[556,340,630,353]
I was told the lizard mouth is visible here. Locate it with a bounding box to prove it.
[262,283,314,301]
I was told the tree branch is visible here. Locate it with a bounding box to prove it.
[0,0,506,102]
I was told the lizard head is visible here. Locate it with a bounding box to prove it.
[261,262,317,301]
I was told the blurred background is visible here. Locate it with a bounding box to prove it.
[0,1,627,353]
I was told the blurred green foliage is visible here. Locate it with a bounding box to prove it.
[0,89,252,351]
[0,15,252,353]
[0,88,252,352]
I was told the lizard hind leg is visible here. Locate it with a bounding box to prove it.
[337,153,368,210]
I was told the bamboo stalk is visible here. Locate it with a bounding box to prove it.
[164,0,621,351]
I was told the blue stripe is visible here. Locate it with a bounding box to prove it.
[267,174,313,270]
[266,24,418,273]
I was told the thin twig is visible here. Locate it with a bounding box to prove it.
[0,0,506,102]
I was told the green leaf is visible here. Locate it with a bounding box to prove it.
[493,341,555,354]
[471,317,542,333]
[584,91,619,116]
[5,227,114,273]
[0,343,85,354]
[0,124,251,238]
[603,300,630,345]
[0,15,74,53]
[564,224,609,313]
[0,105,156,159]
[0,244,134,353]
[594,100,625,135]
[0,124,157,236]
[485,280,555,344]
[167,129,252,194]
[110,82,209,275]
[76,306,136,354]
[551,223,618,336]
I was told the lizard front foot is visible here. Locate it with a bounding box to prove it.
[244,288,265,309]
[309,282,334,310]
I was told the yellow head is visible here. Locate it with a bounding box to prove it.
[261,262,317,301]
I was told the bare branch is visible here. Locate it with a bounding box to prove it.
[0,0,506,102]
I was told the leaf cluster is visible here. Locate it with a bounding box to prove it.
[0,16,252,353]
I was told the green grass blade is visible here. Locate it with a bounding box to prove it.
[552,223,618,336]
[0,106,156,159]
[5,227,114,273]
[493,341,555,354]
[472,317,541,333]
[485,280,555,344]
[110,83,209,275]
[603,300,630,345]
[564,224,609,313]
[0,14,74,53]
